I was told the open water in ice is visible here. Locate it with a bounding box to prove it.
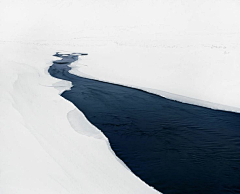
[49,53,240,194]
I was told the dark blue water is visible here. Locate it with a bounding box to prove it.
[49,53,240,194]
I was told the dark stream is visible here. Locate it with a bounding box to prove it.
[49,53,240,194]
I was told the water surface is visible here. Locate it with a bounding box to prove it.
[49,53,240,194]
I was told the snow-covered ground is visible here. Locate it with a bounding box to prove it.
[1,0,240,193]
[1,0,240,112]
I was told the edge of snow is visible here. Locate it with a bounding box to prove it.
[69,61,240,114]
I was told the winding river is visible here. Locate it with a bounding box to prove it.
[49,53,240,194]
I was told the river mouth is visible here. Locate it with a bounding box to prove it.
[49,52,240,194]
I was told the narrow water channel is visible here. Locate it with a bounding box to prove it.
[49,53,240,194]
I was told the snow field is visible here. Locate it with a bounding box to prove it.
[1,0,240,193]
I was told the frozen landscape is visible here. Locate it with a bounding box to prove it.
[1,0,240,193]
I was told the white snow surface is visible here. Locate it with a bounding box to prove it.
[1,0,240,193]
[1,0,240,111]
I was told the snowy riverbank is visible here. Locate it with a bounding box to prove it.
[0,42,159,194]
[68,39,240,113]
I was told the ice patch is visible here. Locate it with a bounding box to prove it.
[67,108,106,140]
[52,80,72,94]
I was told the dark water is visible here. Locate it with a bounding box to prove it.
[49,53,240,194]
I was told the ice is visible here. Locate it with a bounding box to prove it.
[67,108,107,140]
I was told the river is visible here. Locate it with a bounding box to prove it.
[49,53,240,194]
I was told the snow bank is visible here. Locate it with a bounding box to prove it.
[69,37,240,113]
[0,42,159,194]
[69,43,240,113]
